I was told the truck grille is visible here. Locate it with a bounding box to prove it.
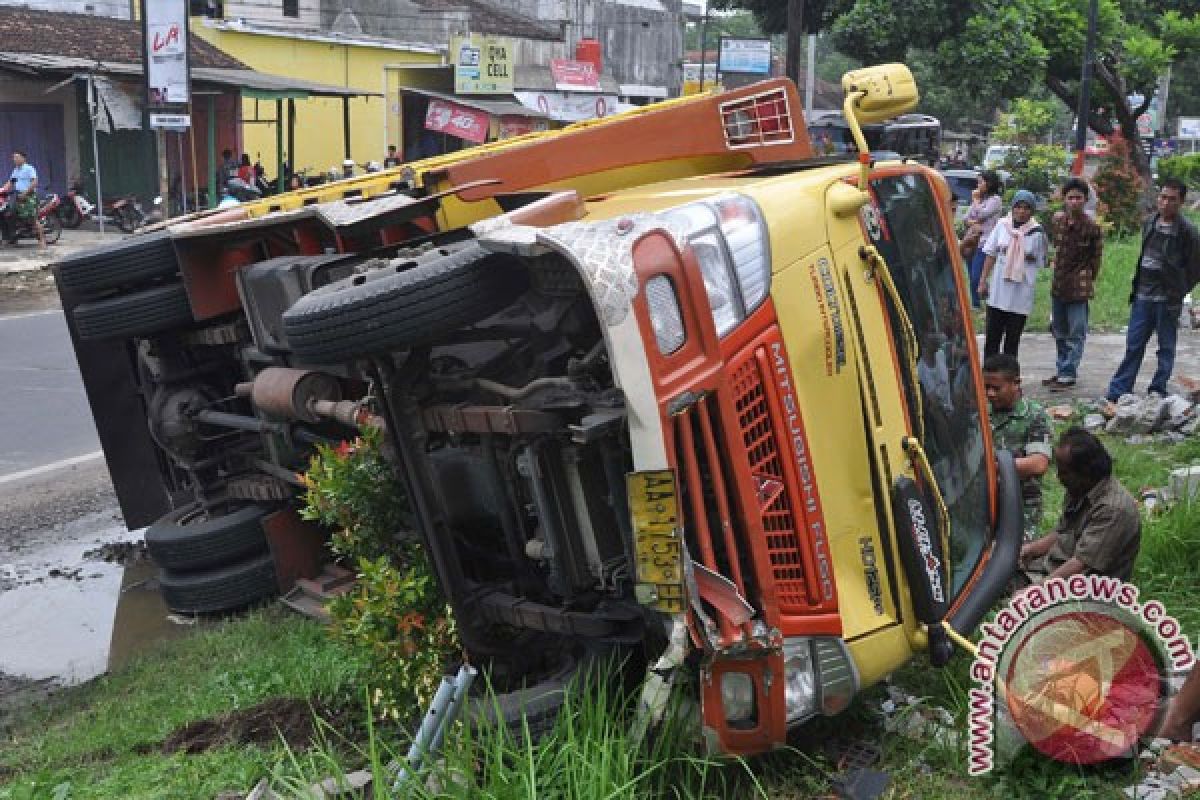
[730,356,811,612]
[672,335,832,623]
[719,87,795,150]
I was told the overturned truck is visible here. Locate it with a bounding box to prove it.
[56,64,1020,754]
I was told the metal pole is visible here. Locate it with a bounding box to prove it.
[287,98,296,181]
[1074,0,1099,152]
[207,94,217,208]
[805,33,816,119]
[88,75,105,234]
[275,98,284,194]
[698,3,710,92]
[343,97,351,161]
[177,131,187,214]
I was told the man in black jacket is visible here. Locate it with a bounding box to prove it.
[1105,178,1200,401]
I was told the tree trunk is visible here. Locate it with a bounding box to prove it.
[1093,60,1155,195]
[787,0,804,86]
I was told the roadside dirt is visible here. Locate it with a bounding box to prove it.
[156,697,345,755]
[0,270,59,315]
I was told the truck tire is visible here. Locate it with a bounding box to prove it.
[158,552,279,614]
[73,282,193,341]
[145,501,271,572]
[467,650,580,741]
[282,242,528,364]
[54,231,177,295]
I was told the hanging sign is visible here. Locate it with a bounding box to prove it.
[141,0,191,128]
[425,99,490,143]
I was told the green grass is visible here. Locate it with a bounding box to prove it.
[1025,235,1140,333]
[3,434,1197,799]
[0,608,363,800]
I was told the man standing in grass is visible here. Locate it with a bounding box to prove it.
[983,355,1052,541]
[1019,428,1140,584]
[1105,178,1200,401]
[1043,177,1104,391]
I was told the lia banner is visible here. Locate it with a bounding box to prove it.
[142,0,190,128]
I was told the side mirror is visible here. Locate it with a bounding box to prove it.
[841,64,919,124]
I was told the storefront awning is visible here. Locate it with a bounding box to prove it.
[399,86,545,119]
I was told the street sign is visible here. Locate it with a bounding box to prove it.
[452,35,514,95]
[717,37,772,76]
[141,0,191,128]
[149,113,191,131]
[425,99,489,143]
[1178,117,1200,139]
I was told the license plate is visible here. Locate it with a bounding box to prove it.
[627,469,685,613]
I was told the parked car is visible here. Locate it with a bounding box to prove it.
[940,167,979,225]
[53,65,1019,755]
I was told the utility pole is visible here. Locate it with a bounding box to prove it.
[1074,0,1099,152]
[786,0,804,87]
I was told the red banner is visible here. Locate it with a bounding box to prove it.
[550,59,600,91]
[497,116,537,139]
[425,99,490,143]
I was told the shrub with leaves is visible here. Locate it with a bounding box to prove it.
[301,426,458,719]
[1093,138,1145,236]
[1157,152,1200,190]
[1002,144,1069,198]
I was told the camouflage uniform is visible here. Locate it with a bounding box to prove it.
[990,396,1053,541]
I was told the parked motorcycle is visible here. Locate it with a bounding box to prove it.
[58,180,94,229]
[57,181,146,233]
[0,184,63,245]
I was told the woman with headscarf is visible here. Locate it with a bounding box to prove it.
[977,189,1048,358]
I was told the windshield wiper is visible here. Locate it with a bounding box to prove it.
[860,244,924,442]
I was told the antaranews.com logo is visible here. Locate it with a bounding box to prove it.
[967,575,1195,775]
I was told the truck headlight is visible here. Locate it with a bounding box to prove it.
[660,194,770,339]
[784,638,818,723]
[645,275,685,354]
[720,672,756,724]
[691,233,740,337]
[714,194,770,314]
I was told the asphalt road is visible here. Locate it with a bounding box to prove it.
[0,308,102,481]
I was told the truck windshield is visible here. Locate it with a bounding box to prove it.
[868,172,992,595]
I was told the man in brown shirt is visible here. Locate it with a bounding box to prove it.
[1020,428,1140,583]
[1043,177,1104,390]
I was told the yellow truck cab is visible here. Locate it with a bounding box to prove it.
[56,64,1020,755]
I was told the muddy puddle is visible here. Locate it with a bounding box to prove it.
[0,510,190,695]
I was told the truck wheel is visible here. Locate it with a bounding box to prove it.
[158,552,279,615]
[145,501,271,572]
[73,282,193,341]
[282,242,528,364]
[467,649,581,741]
[54,231,178,295]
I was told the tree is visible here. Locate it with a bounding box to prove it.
[710,0,853,35]
[827,0,1200,185]
[684,10,767,52]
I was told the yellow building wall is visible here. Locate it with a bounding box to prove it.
[191,26,442,175]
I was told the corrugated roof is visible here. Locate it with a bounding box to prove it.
[0,52,379,98]
[399,86,545,118]
[514,65,620,94]
[0,7,244,69]
[413,0,562,42]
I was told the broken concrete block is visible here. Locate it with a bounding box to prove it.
[1134,395,1169,433]
[1164,395,1196,430]
[1109,396,1142,434]
[1184,417,1200,436]
[1084,413,1106,432]
[1169,466,1200,503]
